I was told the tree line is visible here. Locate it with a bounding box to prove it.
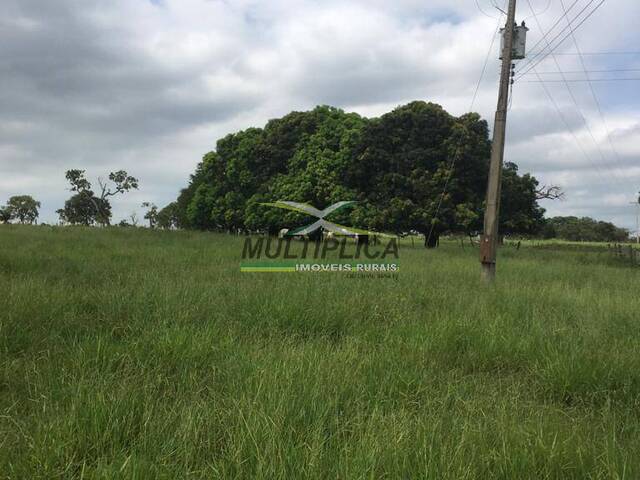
[0,169,176,229]
[542,216,629,243]
[0,101,630,243]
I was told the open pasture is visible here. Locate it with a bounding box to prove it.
[1,226,639,479]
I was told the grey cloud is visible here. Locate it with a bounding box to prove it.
[1,0,639,230]
[507,104,587,143]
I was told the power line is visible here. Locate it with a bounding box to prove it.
[426,16,503,246]
[475,0,501,19]
[519,77,640,82]
[520,69,640,75]
[550,51,640,55]
[558,0,629,183]
[507,81,514,111]
[523,0,626,188]
[516,0,606,80]
[470,23,502,108]
[515,0,602,79]
[523,0,552,21]
[515,0,606,81]
[532,68,622,188]
[514,0,582,74]
[515,0,594,75]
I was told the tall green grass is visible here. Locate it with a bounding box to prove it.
[1,225,639,479]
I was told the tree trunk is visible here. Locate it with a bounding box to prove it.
[425,232,439,249]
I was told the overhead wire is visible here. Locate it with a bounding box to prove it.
[515,0,590,75]
[514,0,582,74]
[515,0,606,81]
[532,68,614,186]
[519,77,640,82]
[558,0,629,184]
[475,0,502,19]
[550,51,640,56]
[507,81,514,110]
[524,0,626,187]
[520,68,640,75]
[425,12,504,246]
[522,0,552,21]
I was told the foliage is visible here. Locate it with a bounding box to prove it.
[174,103,548,245]
[0,207,10,224]
[157,202,179,229]
[60,169,138,226]
[500,163,546,236]
[141,202,159,228]
[56,191,111,226]
[1,195,41,224]
[65,169,92,192]
[543,216,629,242]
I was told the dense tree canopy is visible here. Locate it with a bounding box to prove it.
[172,102,547,245]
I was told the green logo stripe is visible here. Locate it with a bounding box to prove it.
[240,266,297,272]
[240,261,400,273]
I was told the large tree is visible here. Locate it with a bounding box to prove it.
[57,191,111,226]
[2,195,41,224]
[59,169,138,226]
[173,102,548,245]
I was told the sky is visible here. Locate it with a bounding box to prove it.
[1,0,639,231]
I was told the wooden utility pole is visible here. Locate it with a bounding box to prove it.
[631,193,640,244]
[480,0,517,283]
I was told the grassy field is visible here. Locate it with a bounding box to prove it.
[1,225,639,479]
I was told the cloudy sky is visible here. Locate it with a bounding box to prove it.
[2,0,639,230]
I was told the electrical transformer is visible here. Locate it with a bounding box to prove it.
[499,22,529,60]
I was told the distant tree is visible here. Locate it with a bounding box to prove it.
[141,202,158,228]
[129,212,139,227]
[57,191,111,226]
[544,216,629,242]
[157,202,179,229]
[2,195,41,224]
[61,169,138,226]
